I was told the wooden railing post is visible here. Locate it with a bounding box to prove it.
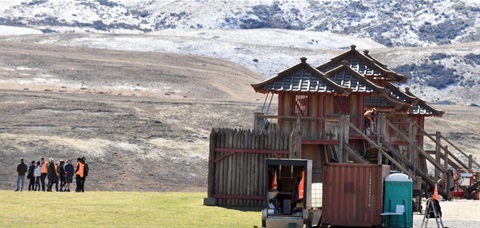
[435,131,441,179]
[469,155,473,169]
[445,146,451,200]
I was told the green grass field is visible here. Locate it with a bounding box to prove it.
[0,191,262,227]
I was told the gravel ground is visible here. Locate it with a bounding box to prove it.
[412,199,480,228]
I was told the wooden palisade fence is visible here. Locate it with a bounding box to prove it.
[205,128,291,206]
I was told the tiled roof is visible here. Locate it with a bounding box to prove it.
[386,83,444,117]
[251,50,443,117]
[325,63,386,93]
[364,95,412,111]
[251,57,351,95]
[317,45,407,82]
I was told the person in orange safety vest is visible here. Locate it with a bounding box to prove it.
[298,171,305,201]
[40,157,49,191]
[75,157,84,192]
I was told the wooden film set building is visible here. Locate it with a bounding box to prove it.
[205,45,479,207]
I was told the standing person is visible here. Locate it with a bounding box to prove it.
[64,159,74,192]
[34,161,41,191]
[15,158,28,191]
[75,157,84,192]
[40,157,49,191]
[58,160,66,192]
[27,161,36,191]
[81,157,89,192]
[46,158,56,192]
[363,108,377,135]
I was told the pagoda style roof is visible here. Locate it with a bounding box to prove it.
[317,45,407,83]
[324,61,387,93]
[385,83,444,117]
[364,94,413,112]
[251,57,351,95]
[405,87,445,117]
[385,83,419,104]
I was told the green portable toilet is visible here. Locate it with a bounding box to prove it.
[383,173,413,228]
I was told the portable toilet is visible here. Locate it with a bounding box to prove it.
[382,173,413,228]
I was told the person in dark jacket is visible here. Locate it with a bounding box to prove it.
[58,160,66,192]
[81,157,89,192]
[15,158,28,191]
[46,158,57,192]
[64,159,74,192]
[27,161,36,191]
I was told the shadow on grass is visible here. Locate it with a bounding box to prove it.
[219,206,264,212]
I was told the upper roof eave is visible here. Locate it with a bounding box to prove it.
[317,45,407,82]
[325,64,389,94]
[251,57,352,95]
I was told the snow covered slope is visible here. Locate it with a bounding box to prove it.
[1,0,479,47]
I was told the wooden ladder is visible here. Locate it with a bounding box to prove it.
[421,198,444,228]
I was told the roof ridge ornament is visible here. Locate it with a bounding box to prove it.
[300,57,307,64]
[350,44,356,50]
[364,50,369,55]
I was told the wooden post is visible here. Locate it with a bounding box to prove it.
[295,114,302,159]
[435,131,441,180]
[338,115,345,163]
[377,113,384,139]
[207,129,216,198]
[413,140,417,177]
[469,155,473,169]
[444,145,450,200]
[343,115,350,162]
[408,120,414,161]
[377,142,382,165]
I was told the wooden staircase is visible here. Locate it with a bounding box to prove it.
[339,114,480,200]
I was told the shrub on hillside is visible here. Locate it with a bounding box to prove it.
[393,62,460,90]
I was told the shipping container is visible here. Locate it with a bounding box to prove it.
[321,163,390,227]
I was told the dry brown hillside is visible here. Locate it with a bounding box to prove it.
[0,40,479,192]
[0,40,264,191]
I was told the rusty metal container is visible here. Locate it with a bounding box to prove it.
[321,163,390,227]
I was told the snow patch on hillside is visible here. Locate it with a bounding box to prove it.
[0,25,42,36]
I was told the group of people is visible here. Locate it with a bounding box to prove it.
[15,157,89,192]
